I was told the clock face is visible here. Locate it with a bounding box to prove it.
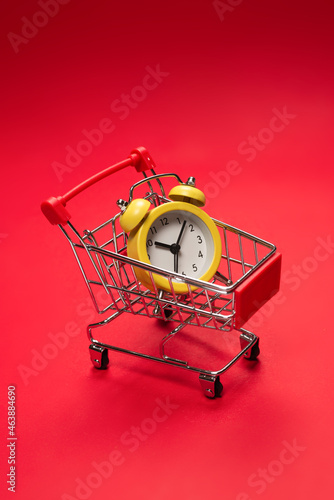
[145,209,216,279]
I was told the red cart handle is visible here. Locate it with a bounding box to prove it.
[41,147,156,225]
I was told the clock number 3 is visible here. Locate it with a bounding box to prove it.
[197,235,202,244]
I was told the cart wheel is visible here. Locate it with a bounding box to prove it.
[245,339,260,360]
[89,345,109,370]
[214,377,223,398]
[199,374,223,398]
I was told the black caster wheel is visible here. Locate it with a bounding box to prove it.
[89,345,109,369]
[213,377,223,398]
[199,374,223,398]
[245,339,260,360]
[98,349,109,369]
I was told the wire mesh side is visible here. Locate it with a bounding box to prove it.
[214,220,275,288]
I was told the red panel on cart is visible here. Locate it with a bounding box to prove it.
[234,252,282,329]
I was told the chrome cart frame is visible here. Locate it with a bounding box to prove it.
[42,147,281,398]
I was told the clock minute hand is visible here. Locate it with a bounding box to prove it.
[174,221,186,273]
[174,252,178,274]
[176,220,187,246]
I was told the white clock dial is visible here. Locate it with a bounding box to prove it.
[145,209,215,279]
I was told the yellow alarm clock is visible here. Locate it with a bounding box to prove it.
[119,178,222,294]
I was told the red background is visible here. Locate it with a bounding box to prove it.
[1,1,333,499]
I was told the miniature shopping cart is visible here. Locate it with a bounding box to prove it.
[41,147,281,398]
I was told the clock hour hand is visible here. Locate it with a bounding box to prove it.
[154,241,172,249]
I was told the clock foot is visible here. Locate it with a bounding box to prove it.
[153,290,174,319]
[153,303,174,319]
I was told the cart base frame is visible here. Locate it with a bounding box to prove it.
[88,318,260,398]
